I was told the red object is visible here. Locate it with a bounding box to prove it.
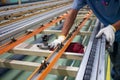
[49,42,84,54]
[65,42,84,53]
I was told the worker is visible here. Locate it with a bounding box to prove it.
[49,0,120,80]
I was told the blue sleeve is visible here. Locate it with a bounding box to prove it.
[119,0,120,6]
[71,0,87,10]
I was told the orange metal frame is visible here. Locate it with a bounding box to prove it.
[0,13,68,54]
[27,10,92,80]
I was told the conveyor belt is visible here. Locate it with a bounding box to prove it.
[0,8,95,80]
[27,10,92,80]
[0,22,63,79]
[76,19,106,80]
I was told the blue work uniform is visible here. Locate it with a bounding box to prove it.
[72,0,120,42]
[72,0,120,80]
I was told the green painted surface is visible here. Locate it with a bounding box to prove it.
[0,55,38,80]
[80,20,92,31]
[45,74,65,80]
[0,19,95,80]
[0,53,12,59]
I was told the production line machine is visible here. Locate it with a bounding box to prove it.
[0,3,110,80]
[26,12,107,80]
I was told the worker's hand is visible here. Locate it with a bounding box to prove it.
[48,35,66,49]
[96,25,116,46]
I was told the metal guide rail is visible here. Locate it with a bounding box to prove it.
[0,5,70,45]
[0,13,68,55]
[0,0,72,21]
[0,0,58,11]
[75,19,106,80]
[27,10,92,80]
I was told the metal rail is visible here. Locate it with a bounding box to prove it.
[0,13,68,54]
[75,19,106,80]
[0,2,71,26]
[0,5,71,45]
[27,10,92,80]
[0,0,56,11]
[0,0,72,21]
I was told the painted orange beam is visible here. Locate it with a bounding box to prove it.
[0,13,68,54]
[27,10,92,80]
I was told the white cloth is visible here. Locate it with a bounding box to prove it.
[96,25,115,46]
[49,35,65,48]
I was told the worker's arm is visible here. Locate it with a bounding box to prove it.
[112,20,120,31]
[61,9,79,36]
[49,9,79,49]
[48,0,86,49]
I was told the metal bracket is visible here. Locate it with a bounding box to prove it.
[38,60,49,73]
[10,37,17,42]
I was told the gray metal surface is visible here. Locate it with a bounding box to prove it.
[75,19,106,80]
[75,19,100,80]
[0,0,70,17]
[97,24,106,80]
[0,5,71,45]
[0,0,54,10]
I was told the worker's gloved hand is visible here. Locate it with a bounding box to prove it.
[48,35,66,49]
[96,25,116,46]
